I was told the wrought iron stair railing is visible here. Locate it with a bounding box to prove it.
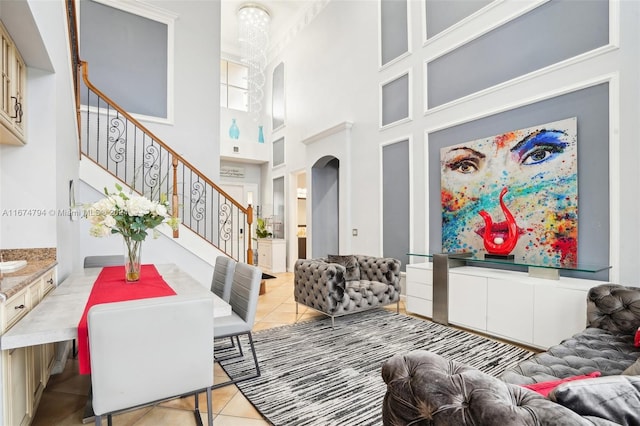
[77,62,253,264]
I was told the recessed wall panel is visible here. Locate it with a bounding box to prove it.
[273,137,285,167]
[382,73,409,127]
[383,140,410,271]
[425,0,492,39]
[80,0,168,118]
[427,0,609,109]
[380,0,409,66]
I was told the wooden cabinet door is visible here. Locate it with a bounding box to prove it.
[0,25,13,127]
[10,49,25,138]
[4,347,30,426]
[0,20,26,144]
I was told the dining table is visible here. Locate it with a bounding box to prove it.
[0,263,232,356]
[0,263,232,423]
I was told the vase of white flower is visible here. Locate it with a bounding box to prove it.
[86,183,179,282]
[123,237,143,282]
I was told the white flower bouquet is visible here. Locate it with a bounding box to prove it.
[86,183,179,281]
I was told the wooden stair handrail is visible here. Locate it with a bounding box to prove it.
[79,61,248,214]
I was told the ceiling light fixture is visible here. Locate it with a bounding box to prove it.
[238,3,271,122]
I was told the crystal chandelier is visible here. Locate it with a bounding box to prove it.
[238,4,271,122]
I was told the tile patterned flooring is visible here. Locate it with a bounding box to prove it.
[32,272,407,425]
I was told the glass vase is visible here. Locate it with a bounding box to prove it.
[123,237,142,282]
[229,118,240,140]
[258,125,264,143]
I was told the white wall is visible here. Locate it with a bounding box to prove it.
[220,107,269,161]
[138,0,221,181]
[262,1,381,266]
[0,0,79,281]
[0,0,224,281]
[259,0,640,282]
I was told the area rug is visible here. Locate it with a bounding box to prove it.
[216,309,535,426]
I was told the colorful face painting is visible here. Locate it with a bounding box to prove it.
[440,117,578,266]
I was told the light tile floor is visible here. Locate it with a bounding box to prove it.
[32,272,407,425]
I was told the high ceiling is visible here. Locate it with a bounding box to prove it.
[220,0,315,58]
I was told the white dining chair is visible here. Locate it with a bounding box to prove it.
[213,262,262,389]
[88,294,214,426]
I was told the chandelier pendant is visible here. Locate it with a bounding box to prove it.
[238,4,271,122]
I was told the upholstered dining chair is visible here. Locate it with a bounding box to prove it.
[211,256,238,351]
[88,294,214,426]
[83,255,124,268]
[211,255,236,302]
[213,262,262,389]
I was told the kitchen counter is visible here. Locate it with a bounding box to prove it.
[0,248,57,301]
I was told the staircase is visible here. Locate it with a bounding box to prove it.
[66,0,253,265]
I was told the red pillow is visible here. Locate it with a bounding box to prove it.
[522,371,601,397]
[634,327,640,347]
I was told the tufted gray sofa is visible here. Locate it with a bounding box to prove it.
[294,255,401,327]
[381,283,640,425]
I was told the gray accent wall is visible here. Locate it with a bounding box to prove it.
[383,140,410,271]
[427,0,609,108]
[80,0,168,118]
[273,137,285,167]
[428,83,610,280]
[380,0,408,66]
[382,73,409,126]
[425,0,492,39]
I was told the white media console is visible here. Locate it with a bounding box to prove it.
[406,257,609,350]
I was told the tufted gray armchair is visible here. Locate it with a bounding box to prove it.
[294,254,401,327]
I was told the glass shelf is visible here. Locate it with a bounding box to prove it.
[407,252,611,275]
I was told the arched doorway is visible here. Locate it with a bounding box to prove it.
[311,156,339,258]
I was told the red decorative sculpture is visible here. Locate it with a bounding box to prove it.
[478,187,519,256]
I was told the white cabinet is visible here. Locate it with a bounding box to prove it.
[257,239,286,273]
[405,263,433,318]
[533,283,588,348]
[448,271,487,331]
[1,267,57,426]
[486,277,534,344]
[0,20,26,145]
[407,262,605,350]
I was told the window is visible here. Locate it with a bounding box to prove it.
[220,59,248,112]
[272,62,285,130]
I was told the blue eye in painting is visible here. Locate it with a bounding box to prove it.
[511,129,568,166]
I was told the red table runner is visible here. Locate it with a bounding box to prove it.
[77,265,176,374]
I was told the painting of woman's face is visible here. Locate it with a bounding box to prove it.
[440,117,578,266]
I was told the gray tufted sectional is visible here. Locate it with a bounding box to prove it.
[381,283,640,425]
[294,255,401,327]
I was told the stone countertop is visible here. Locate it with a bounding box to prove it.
[0,248,57,301]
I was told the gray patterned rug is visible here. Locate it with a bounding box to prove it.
[216,309,535,426]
